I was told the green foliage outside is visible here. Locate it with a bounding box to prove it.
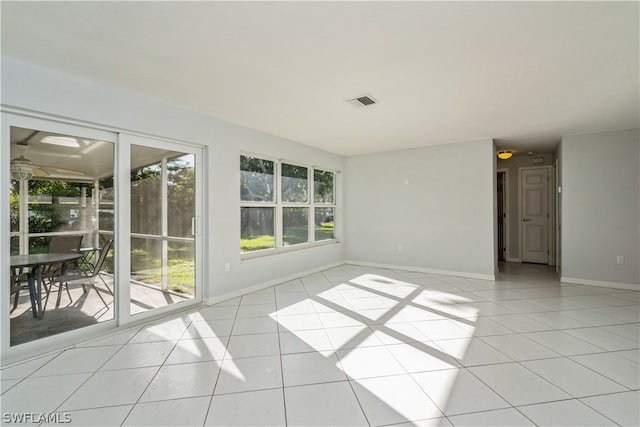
[281,163,308,203]
[240,156,274,202]
[314,170,335,203]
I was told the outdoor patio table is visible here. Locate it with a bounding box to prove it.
[10,253,83,320]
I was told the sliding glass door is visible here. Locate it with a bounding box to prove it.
[127,137,202,317]
[3,114,204,359]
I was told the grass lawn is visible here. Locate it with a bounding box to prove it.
[131,243,195,295]
[241,221,334,253]
[241,234,275,253]
[315,221,334,241]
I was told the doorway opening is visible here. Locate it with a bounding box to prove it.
[497,171,506,262]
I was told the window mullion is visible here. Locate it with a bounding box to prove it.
[309,167,314,244]
[275,161,282,249]
[19,179,28,254]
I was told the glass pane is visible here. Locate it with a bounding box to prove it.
[27,181,95,234]
[315,207,335,241]
[131,164,162,235]
[99,177,115,233]
[98,234,115,274]
[168,154,195,238]
[131,237,195,302]
[167,240,195,295]
[10,236,19,256]
[241,207,275,253]
[314,170,334,204]
[241,156,274,202]
[130,145,196,316]
[283,207,309,246]
[131,236,162,286]
[282,163,308,203]
[130,236,172,315]
[9,125,114,346]
[10,181,19,232]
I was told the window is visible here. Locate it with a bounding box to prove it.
[281,162,309,247]
[241,156,276,253]
[240,155,336,254]
[314,169,335,241]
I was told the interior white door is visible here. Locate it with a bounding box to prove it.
[521,168,549,264]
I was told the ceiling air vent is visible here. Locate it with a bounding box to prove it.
[346,94,378,107]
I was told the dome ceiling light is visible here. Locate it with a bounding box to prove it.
[497,150,513,160]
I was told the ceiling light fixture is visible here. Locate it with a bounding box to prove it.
[497,150,513,160]
[41,135,80,148]
[10,152,34,181]
[11,131,38,181]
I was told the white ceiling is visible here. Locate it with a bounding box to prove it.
[2,1,638,156]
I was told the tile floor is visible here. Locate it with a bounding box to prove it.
[1,263,638,426]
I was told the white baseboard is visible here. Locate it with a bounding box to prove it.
[506,257,521,263]
[204,261,345,306]
[560,276,639,292]
[206,259,497,305]
[344,260,495,281]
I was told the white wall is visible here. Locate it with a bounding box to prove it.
[344,139,496,279]
[561,128,640,288]
[1,56,345,302]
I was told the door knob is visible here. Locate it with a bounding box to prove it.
[522,218,532,222]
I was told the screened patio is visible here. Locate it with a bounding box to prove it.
[8,124,198,346]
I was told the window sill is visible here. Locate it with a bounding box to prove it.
[241,240,340,262]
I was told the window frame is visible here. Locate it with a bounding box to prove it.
[280,161,311,248]
[240,154,278,255]
[240,153,337,258]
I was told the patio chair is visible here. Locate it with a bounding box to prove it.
[48,234,84,254]
[43,234,84,281]
[10,267,28,312]
[45,239,113,310]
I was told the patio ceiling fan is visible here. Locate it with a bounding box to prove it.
[11,131,86,180]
